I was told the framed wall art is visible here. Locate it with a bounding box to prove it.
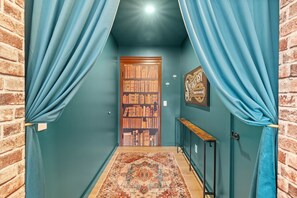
[184,66,209,107]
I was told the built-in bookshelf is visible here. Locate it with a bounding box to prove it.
[120,57,161,146]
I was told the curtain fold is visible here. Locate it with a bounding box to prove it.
[179,0,278,197]
[25,0,120,197]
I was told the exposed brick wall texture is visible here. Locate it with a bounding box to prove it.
[279,0,297,197]
[0,0,25,197]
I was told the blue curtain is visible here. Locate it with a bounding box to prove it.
[25,0,119,197]
[179,0,279,197]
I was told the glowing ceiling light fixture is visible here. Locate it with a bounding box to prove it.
[145,5,155,14]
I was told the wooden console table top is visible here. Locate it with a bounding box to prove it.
[178,118,216,142]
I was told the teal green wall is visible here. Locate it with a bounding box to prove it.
[180,38,262,198]
[38,35,119,198]
[36,36,263,198]
[232,116,262,197]
[119,46,181,146]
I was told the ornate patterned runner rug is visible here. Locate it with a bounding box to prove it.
[97,152,191,198]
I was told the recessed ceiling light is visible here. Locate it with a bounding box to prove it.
[145,5,155,14]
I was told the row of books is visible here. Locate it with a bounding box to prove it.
[123,80,158,93]
[123,130,158,146]
[123,94,158,104]
[123,64,158,79]
[123,105,158,117]
[123,118,158,128]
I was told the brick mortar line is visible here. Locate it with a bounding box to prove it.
[0,89,25,92]
[284,45,297,51]
[0,147,24,156]
[0,2,3,12]
[0,145,26,156]
[288,182,297,188]
[0,26,24,40]
[279,33,297,41]
[0,45,25,56]
[0,24,25,38]
[0,89,25,93]
[0,120,25,126]
[279,46,297,52]
[279,135,297,143]
[0,119,25,124]
[279,119,297,125]
[279,49,297,55]
[0,75,25,79]
[0,75,25,80]
[0,10,25,25]
[279,91,297,94]
[0,105,24,109]
[9,0,25,11]
[285,152,297,158]
[6,185,25,198]
[283,134,297,140]
[0,88,24,94]
[281,175,297,187]
[278,63,297,67]
[277,187,288,195]
[0,58,19,64]
[0,42,24,51]
[3,0,24,13]
[279,92,297,95]
[0,132,24,139]
[281,1,297,11]
[0,57,24,64]
[280,13,297,24]
[279,106,297,110]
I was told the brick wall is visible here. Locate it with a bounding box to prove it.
[278,0,297,197]
[0,0,25,197]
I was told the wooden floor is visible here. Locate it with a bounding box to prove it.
[89,146,203,198]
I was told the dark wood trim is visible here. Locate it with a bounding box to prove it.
[120,56,162,146]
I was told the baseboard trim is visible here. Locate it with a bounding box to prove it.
[81,143,119,198]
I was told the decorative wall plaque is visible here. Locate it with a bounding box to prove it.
[184,66,209,107]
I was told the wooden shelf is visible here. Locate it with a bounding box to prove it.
[122,103,156,106]
[178,118,216,142]
[123,92,159,94]
[123,116,157,118]
[123,78,158,80]
[120,57,161,146]
[122,127,158,130]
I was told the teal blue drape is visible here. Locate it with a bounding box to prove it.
[25,0,119,197]
[179,0,279,197]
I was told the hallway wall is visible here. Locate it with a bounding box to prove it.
[118,46,181,146]
[38,35,119,198]
[180,38,231,198]
[0,0,25,197]
[180,38,262,198]
[278,0,297,197]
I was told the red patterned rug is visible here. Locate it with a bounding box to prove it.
[97,152,191,198]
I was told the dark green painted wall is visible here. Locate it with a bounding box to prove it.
[180,38,262,198]
[36,36,263,198]
[38,35,119,198]
[180,38,231,198]
[232,117,262,197]
[118,46,181,146]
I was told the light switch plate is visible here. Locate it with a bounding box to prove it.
[163,101,167,106]
[37,123,47,131]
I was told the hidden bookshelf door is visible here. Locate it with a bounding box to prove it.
[120,57,162,146]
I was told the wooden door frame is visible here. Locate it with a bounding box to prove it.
[119,56,162,146]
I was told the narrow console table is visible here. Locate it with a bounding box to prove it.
[175,118,216,198]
